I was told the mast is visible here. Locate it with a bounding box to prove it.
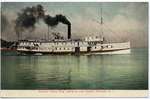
[100,5,103,37]
[100,4,104,43]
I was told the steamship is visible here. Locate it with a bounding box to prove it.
[16,24,130,55]
[16,9,130,55]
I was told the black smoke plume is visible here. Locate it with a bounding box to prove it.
[15,4,45,39]
[15,4,71,39]
[15,4,44,28]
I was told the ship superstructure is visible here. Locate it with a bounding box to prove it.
[17,36,130,55]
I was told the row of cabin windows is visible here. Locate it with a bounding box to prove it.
[55,42,88,45]
[54,42,86,45]
[55,42,76,45]
[55,47,74,50]
[21,42,88,46]
[18,46,38,49]
[21,42,42,45]
[18,46,27,49]
[19,46,72,50]
[21,42,77,45]
[85,37,99,41]
[93,45,112,49]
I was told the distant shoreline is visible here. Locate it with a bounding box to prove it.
[0,48,16,51]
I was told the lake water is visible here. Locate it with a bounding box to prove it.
[1,48,148,89]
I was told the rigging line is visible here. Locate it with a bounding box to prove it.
[103,24,118,37]
[103,23,122,40]
[100,13,120,41]
[91,18,119,42]
[102,28,114,42]
[100,4,119,42]
[102,10,130,41]
[106,23,129,42]
[92,13,123,42]
[91,18,112,42]
[102,25,119,42]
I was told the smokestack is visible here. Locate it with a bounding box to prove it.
[68,25,71,39]
[44,14,71,39]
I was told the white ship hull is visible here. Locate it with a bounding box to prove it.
[17,40,130,55]
[87,49,130,55]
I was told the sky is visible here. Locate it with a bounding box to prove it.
[1,2,148,48]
